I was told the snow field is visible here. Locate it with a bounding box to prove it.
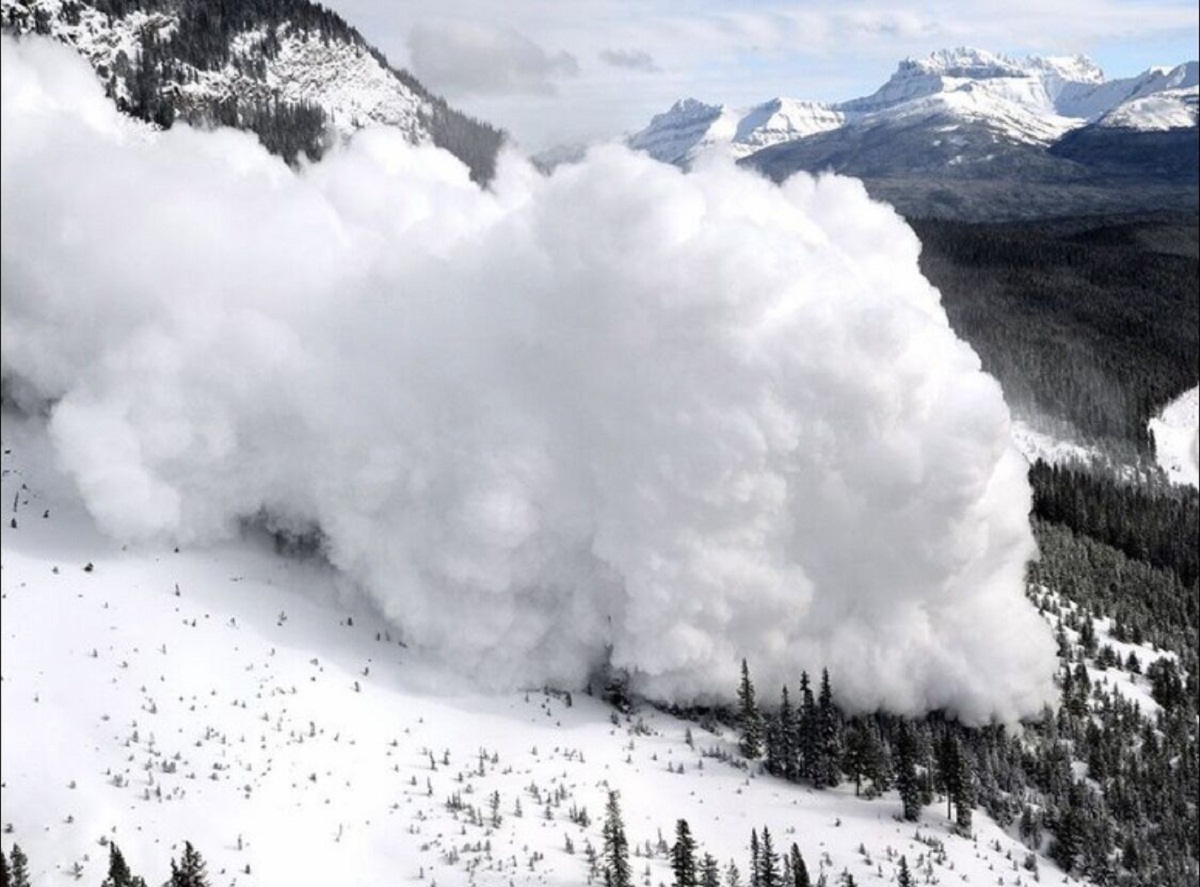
[1149,385,1199,488]
[1,413,1071,885]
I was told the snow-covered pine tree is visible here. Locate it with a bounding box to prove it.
[671,819,698,887]
[737,659,764,759]
[842,720,882,796]
[602,790,632,887]
[749,829,761,887]
[169,842,208,887]
[766,686,796,780]
[758,827,780,887]
[7,845,29,887]
[788,844,810,887]
[101,842,147,887]
[895,723,921,822]
[797,672,817,783]
[814,669,842,788]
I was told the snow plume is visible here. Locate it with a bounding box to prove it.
[1,36,1056,722]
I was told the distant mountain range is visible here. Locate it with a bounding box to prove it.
[1,0,505,182]
[629,48,1199,220]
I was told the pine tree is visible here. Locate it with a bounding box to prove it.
[842,721,881,796]
[700,853,721,887]
[758,828,780,887]
[1,848,9,887]
[936,733,974,833]
[169,842,208,887]
[814,670,842,788]
[602,790,632,887]
[749,829,761,887]
[937,731,958,821]
[895,723,921,822]
[797,672,817,783]
[953,749,974,834]
[672,819,698,887]
[896,856,914,887]
[8,845,29,887]
[767,686,796,780]
[101,842,140,887]
[788,844,810,887]
[737,659,764,759]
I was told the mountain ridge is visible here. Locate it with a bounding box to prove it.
[627,47,1198,219]
[0,0,506,182]
[630,48,1198,167]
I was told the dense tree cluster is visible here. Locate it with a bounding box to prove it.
[730,468,1198,887]
[1030,460,1199,588]
[913,213,1198,453]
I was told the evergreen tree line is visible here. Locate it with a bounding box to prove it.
[737,663,976,832]
[1030,519,1198,688]
[731,631,1197,887]
[601,790,840,887]
[1030,459,1200,588]
[911,213,1198,453]
[0,839,210,887]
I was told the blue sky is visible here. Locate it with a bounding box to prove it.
[325,0,1199,150]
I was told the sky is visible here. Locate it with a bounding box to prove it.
[320,0,1199,150]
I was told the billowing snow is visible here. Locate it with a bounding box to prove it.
[2,34,1059,720]
[1150,386,1199,488]
[0,413,1072,886]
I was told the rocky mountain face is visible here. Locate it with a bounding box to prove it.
[628,47,1198,220]
[1,0,505,182]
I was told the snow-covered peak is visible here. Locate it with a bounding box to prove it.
[1025,54,1106,85]
[628,95,841,164]
[904,46,1031,79]
[626,97,735,164]
[839,46,1106,117]
[732,97,843,152]
[1099,85,1199,130]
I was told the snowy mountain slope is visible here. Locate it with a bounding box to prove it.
[628,47,1198,205]
[1150,385,1200,488]
[627,96,842,165]
[2,0,423,137]
[0,0,504,180]
[1099,85,1199,130]
[1,411,1072,886]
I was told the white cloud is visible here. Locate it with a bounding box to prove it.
[2,35,1058,722]
[599,48,660,73]
[407,20,579,96]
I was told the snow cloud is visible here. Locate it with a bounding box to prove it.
[407,21,579,96]
[1,36,1057,722]
[599,48,661,73]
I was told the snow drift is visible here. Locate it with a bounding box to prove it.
[1,36,1056,721]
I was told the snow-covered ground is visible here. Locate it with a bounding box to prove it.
[1149,386,1199,488]
[1,411,1069,886]
[1009,419,1101,469]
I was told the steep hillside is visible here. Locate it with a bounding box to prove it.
[0,0,504,181]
